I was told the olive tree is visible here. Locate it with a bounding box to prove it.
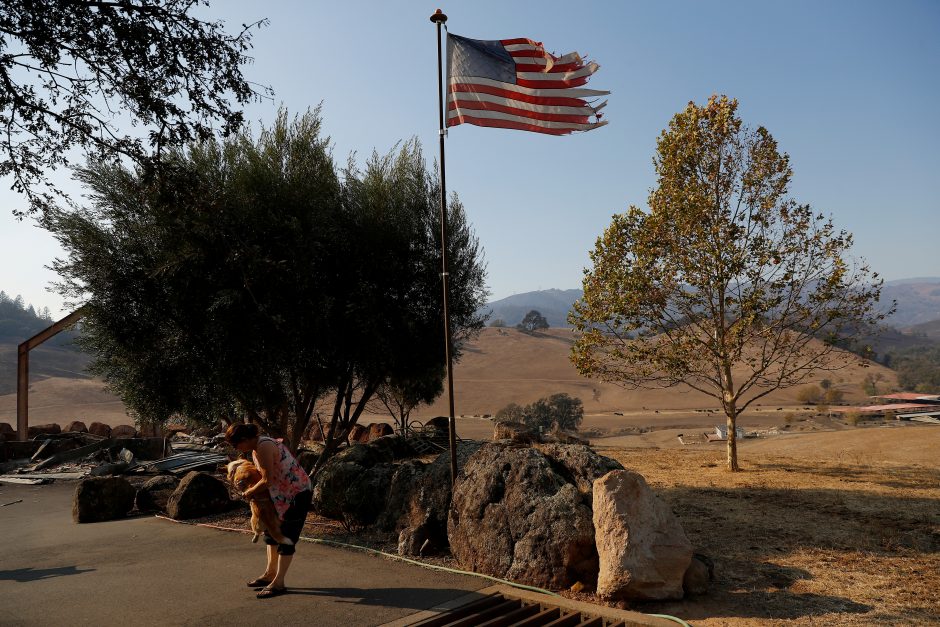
[571,95,887,471]
[44,111,487,456]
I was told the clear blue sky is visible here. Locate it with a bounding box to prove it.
[2,0,938,317]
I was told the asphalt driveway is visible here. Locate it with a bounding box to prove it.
[0,481,487,626]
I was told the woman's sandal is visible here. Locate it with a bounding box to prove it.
[256,586,287,599]
[246,578,272,588]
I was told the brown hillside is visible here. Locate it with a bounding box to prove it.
[419,327,897,418]
[2,327,898,429]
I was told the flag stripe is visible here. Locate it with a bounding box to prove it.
[447,33,609,135]
[448,83,596,108]
[448,100,589,124]
[447,114,572,135]
[448,76,609,100]
[447,107,604,131]
[448,90,599,116]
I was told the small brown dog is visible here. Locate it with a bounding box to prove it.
[226,459,293,546]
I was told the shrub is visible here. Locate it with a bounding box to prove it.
[796,385,823,404]
[495,402,525,423]
[824,388,844,404]
[844,410,862,426]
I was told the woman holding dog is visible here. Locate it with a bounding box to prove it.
[225,423,312,599]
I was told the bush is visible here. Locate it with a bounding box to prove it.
[797,385,823,404]
[824,388,844,404]
[496,393,584,431]
[495,403,524,423]
[844,410,862,426]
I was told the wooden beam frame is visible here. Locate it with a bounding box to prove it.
[16,307,87,442]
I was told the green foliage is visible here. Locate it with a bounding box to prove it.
[0,0,267,217]
[570,95,886,471]
[884,345,940,392]
[517,310,549,332]
[496,393,584,431]
[42,109,487,455]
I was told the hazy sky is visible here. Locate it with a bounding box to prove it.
[2,0,938,317]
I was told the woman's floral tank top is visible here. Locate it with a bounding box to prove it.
[253,436,312,519]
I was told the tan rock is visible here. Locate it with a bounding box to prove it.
[593,470,693,600]
[368,422,393,441]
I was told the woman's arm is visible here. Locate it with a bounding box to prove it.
[243,440,277,499]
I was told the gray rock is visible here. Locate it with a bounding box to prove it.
[593,470,693,600]
[135,475,180,513]
[166,471,231,520]
[448,443,598,589]
[536,443,624,498]
[73,476,136,523]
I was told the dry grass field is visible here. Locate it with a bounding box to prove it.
[596,434,940,626]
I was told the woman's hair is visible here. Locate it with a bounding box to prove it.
[224,423,259,446]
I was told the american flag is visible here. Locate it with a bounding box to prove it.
[446,33,609,136]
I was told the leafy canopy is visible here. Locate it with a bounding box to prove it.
[570,95,887,470]
[43,109,487,456]
[0,0,267,217]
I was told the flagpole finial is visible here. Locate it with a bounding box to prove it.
[430,9,447,24]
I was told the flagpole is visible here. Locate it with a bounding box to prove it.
[430,8,459,486]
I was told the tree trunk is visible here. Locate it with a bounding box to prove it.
[726,409,740,472]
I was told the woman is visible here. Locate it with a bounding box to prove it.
[224,423,312,599]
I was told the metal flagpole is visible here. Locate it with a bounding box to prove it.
[430,9,459,486]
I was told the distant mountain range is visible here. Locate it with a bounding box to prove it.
[483,278,940,329]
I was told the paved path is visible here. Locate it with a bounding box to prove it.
[0,482,487,626]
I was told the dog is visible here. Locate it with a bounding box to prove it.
[226,459,293,546]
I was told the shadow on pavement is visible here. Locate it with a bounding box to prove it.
[286,586,477,609]
[0,565,96,582]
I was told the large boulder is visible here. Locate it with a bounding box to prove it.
[88,422,112,438]
[311,441,404,526]
[166,471,231,520]
[73,476,136,523]
[135,475,180,513]
[64,421,88,433]
[0,422,14,439]
[593,470,693,600]
[296,445,325,475]
[448,443,600,589]
[535,444,624,498]
[392,441,482,556]
[111,424,138,439]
